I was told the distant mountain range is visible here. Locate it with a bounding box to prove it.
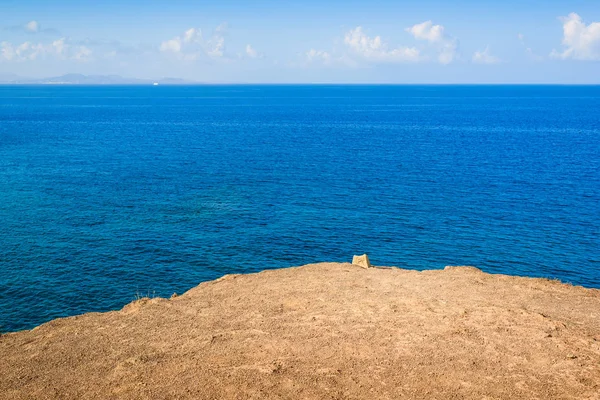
[0,73,196,85]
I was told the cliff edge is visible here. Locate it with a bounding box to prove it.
[1,262,599,399]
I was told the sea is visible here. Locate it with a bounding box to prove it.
[0,85,599,333]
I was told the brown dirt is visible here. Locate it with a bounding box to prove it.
[1,262,599,399]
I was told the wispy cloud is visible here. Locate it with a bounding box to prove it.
[6,20,60,35]
[25,21,39,33]
[517,33,543,61]
[245,44,263,59]
[305,48,333,64]
[472,46,501,64]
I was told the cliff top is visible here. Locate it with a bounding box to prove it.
[1,262,599,399]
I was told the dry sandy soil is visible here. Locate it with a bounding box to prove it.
[1,262,599,399]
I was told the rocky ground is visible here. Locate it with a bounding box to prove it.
[1,262,599,399]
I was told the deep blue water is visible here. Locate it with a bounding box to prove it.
[0,85,599,332]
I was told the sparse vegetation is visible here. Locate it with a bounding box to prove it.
[134,290,157,301]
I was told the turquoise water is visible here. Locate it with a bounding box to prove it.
[0,85,599,332]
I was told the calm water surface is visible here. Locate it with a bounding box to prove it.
[1,85,599,332]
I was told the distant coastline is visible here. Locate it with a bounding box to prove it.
[2,74,600,85]
[0,73,196,85]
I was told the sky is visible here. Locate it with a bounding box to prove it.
[0,0,599,83]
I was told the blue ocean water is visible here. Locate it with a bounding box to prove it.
[0,85,599,332]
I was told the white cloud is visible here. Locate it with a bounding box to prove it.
[301,48,358,68]
[243,44,265,59]
[406,20,458,64]
[303,23,464,67]
[207,36,225,58]
[25,21,39,33]
[343,26,420,63]
[183,28,201,44]
[17,42,44,60]
[51,38,68,57]
[160,25,230,60]
[207,24,228,58]
[73,46,92,62]
[472,46,501,64]
[245,44,259,58]
[551,13,600,60]
[160,37,182,53]
[406,20,445,42]
[1,42,16,61]
[1,41,44,61]
[306,48,332,64]
[438,47,457,64]
[0,37,93,62]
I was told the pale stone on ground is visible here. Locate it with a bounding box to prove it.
[352,254,372,268]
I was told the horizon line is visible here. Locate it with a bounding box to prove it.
[2,83,600,86]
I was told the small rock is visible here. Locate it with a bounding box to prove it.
[352,254,372,269]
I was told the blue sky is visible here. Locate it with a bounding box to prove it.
[1,0,599,83]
